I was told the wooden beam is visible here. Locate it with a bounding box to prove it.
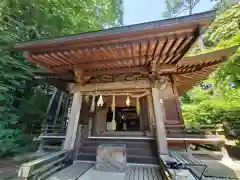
[26,53,52,69]
[178,46,238,65]
[156,39,168,64]
[83,67,149,76]
[177,60,221,74]
[172,28,198,64]
[51,51,183,71]
[72,80,151,93]
[81,89,149,95]
[155,64,176,71]
[18,151,67,178]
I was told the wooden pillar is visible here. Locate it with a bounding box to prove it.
[139,97,149,132]
[151,87,168,155]
[63,92,82,150]
[173,83,185,125]
[147,95,156,136]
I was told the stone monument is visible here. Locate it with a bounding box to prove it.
[96,144,126,172]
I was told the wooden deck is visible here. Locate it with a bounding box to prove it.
[125,165,163,180]
[77,164,164,180]
[46,162,93,180]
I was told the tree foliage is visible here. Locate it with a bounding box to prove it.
[181,5,240,138]
[163,0,202,17]
[0,0,122,156]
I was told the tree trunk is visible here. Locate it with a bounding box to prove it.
[189,0,193,15]
[189,7,192,15]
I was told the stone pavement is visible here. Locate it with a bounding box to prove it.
[202,159,240,179]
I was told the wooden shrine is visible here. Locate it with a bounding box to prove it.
[16,10,237,162]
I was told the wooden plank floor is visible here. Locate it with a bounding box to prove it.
[125,165,163,180]
[46,162,93,180]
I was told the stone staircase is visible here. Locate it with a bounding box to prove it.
[78,138,159,165]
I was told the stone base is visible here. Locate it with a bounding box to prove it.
[96,144,126,172]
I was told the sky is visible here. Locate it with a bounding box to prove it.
[123,0,216,25]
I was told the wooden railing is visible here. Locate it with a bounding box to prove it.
[165,123,225,145]
[166,123,224,135]
[224,122,240,139]
[159,155,173,180]
[41,124,67,136]
[185,124,224,135]
[18,151,69,180]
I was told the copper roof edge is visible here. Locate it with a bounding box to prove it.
[15,10,216,51]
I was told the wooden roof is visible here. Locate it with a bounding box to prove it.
[15,11,237,94]
[174,46,238,94]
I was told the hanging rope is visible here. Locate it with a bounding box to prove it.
[111,95,116,131]
[90,95,96,112]
[126,95,130,106]
[111,94,115,115]
[84,90,148,97]
[84,95,89,103]
[97,95,104,106]
[136,97,140,115]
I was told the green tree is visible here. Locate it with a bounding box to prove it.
[0,0,122,156]
[211,0,239,11]
[181,5,240,140]
[203,5,240,83]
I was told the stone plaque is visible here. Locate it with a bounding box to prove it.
[96,144,126,172]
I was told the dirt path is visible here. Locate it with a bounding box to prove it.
[0,152,47,179]
[0,158,22,179]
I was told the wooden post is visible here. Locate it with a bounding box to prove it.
[88,118,92,137]
[147,95,156,137]
[63,92,82,150]
[73,124,83,160]
[151,88,168,155]
[173,83,185,125]
[42,88,57,124]
[53,92,64,125]
[60,93,68,125]
[38,88,57,153]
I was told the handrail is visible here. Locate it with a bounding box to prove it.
[18,151,68,180]
[159,155,173,180]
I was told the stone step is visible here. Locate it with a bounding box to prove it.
[81,143,157,149]
[81,139,157,149]
[79,146,158,156]
[78,138,158,165]
[78,153,158,164]
[83,138,155,144]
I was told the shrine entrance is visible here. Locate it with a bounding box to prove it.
[90,94,151,137]
[106,107,140,132]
